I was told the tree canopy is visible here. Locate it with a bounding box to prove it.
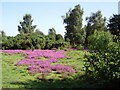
[85,11,107,47]
[107,14,120,36]
[18,14,37,34]
[63,4,86,47]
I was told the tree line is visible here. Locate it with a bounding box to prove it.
[0,4,119,50]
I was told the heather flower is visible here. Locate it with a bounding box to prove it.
[13,50,77,75]
[51,64,76,73]
[2,50,24,55]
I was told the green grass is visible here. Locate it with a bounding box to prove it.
[2,54,35,88]
[2,50,109,88]
[52,50,89,71]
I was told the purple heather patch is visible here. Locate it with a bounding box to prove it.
[1,50,77,75]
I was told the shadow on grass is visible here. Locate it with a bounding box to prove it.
[2,73,119,89]
[4,75,119,89]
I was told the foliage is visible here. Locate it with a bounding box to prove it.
[2,36,14,49]
[56,34,63,41]
[107,14,120,36]
[0,30,7,49]
[0,30,6,37]
[75,44,84,49]
[87,31,113,50]
[2,33,46,50]
[84,42,120,80]
[44,37,53,49]
[48,28,56,41]
[63,4,86,47]
[18,14,37,34]
[86,11,107,35]
[53,40,70,50]
[48,27,56,35]
[85,11,107,47]
[35,29,45,35]
[2,28,68,50]
[112,35,119,43]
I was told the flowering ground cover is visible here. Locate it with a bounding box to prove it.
[1,49,103,88]
[2,50,76,76]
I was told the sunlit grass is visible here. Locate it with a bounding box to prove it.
[2,50,103,88]
[2,54,35,88]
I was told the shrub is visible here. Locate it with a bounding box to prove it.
[84,42,120,80]
[76,44,84,49]
[88,31,113,50]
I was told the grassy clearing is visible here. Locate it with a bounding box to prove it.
[52,50,89,70]
[2,54,34,88]
[2,50,104,88]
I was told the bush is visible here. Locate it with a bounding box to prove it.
[2,31,70,50]
[112,35,119,43]
[2,33,46,50]
[84,42,120,80]
[76,44,84,49]
[88,31,113,50]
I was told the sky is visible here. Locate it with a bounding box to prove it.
[0,1,119,36]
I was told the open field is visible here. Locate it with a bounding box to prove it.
[1,49,119,88]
